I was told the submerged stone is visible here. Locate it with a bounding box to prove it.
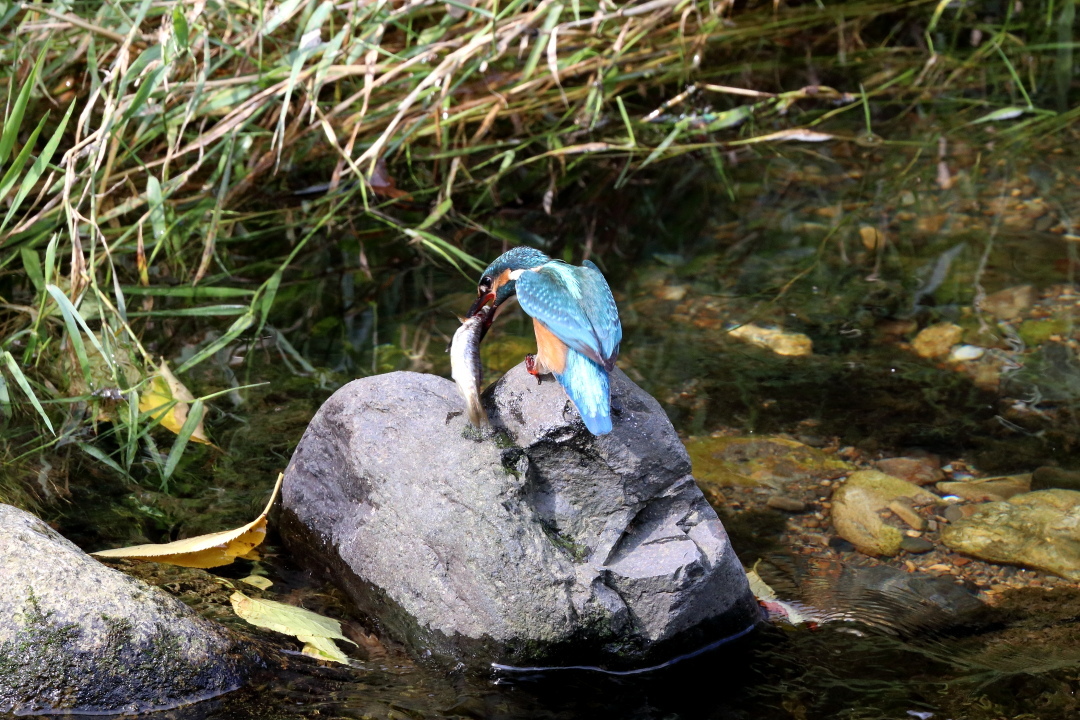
[281,364,759,671]
[941,489,1080,580]
[831,470,938,557]
[685,435,853,490]
[912,322,963,359]
[0,505,265,715]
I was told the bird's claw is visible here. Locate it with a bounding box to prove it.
[524,354,543,385]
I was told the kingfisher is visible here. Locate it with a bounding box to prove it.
[467,246,622,435]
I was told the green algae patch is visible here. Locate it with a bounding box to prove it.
[684,436,854,490]
[1017,316,1069,346]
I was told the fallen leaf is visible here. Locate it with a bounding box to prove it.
[139,360,212,444]
[230,590,356,664]
[241,575,274,590]
[92,474,282,568]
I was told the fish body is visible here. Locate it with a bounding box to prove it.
[449,305,493,427]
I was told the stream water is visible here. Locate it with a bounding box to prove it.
[51,118,1080,720]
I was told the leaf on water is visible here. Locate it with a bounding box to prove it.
[138,360,211,444]
[240,575,274,590]
[303,636,351,664]
[92,473,282,568]
[229,589,356,664]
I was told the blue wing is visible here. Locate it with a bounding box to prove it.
[555,348,612,435]
[517,261,622,370]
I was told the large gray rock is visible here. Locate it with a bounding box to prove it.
[281,364,759,670]
[0,505,265,715]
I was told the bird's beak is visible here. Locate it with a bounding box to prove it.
[467,292,495,319]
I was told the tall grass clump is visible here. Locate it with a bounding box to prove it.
[0,0,1074,500]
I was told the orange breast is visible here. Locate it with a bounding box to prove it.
[533,319,567,375]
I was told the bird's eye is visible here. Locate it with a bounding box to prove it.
[478,276,492,294]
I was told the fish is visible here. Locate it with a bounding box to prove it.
[449,305,494,427]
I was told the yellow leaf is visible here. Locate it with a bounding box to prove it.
[240,575,274,590]
[302,636,350,664]
[138,360,212,444]
[229,591,355,664]
[92,474,282,568]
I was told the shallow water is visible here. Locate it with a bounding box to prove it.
[49,121,1080,719]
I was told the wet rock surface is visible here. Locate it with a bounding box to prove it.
[941,489,1080,580]
[830,470,937,556]
[281,364,759,670]
[0,504,264,715]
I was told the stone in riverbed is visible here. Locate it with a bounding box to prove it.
[941,489,1080,580]
[0,505,265,715]
[281,364,759,671]
[830,470,938,557]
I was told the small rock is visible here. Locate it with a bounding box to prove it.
[912,322,964,359]
[1032,466,1080,492]
[948,344,985,362]
[941,489,1080,580]
[900,537,935,554]
[831,471,939,557]
[981,285,1035,321]
[728,323,813,357]
[875,457,945,486]
[887,498,927,530]
[767,495,806,513]
[936,474,1031,502]
[941,504,980,522]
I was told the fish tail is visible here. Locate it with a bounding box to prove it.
[555,348,612,435]
[467,393,488,427]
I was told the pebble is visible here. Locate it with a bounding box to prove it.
[912,322,963,359]
[875,457,945,486]
[888,498,927,530]
[937,475,1031,502]
[900,537,935,554]
[767,495,807,513]
[948,344,985,362]
[981,284,1035,320]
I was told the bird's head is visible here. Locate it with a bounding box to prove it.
[467,246,550,318]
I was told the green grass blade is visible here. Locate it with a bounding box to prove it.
[45,284,112,365]
[146,175,166,241]
[21,247,45,293]
[45,285,93,387]
[0,112,50,202]
[0,43,47,167]
[161,398,204,485]
[175,312,255,374]
[2,351,54,434]
[76,441,129,478]
[0,99,77,235]
[0,371,10,418]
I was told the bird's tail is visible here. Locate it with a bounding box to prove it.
[555,348,612,435]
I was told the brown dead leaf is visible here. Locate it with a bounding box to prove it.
[92,474,282,568]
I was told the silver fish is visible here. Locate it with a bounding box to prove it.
[449,305,493,427]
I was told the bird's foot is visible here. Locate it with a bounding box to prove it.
[524,354,543,385]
